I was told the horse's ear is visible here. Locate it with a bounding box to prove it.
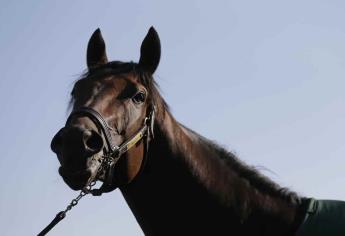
[87,28,108,68]
[139,27,161,74]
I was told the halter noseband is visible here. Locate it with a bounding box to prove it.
[66,106,155,195]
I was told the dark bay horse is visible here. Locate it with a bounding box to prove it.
[50,27,345,235]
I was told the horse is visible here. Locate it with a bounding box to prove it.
[50,27,345,235]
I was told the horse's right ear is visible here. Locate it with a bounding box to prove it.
[87,28,108,68]
[139,27,161,75]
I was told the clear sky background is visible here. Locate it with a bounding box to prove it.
[0,1,344,235]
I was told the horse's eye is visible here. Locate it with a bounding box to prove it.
[132,91,146,104]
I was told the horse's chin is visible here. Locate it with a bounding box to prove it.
[59,153,104,190]
[59,167,91,190]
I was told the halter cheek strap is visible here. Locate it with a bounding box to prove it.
[92,121,151,195]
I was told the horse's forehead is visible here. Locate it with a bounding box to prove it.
[106,72,139,86]
[86,74,139,94]
[105,75,141,96]
[72,74,139,109]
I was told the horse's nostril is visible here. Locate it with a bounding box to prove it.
[84,130,103,154]
[51,128,65,153]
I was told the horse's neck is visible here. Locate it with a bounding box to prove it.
[121,112,304,235]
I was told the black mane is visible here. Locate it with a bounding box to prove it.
[199,135,303,204]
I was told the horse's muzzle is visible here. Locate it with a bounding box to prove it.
[51,125,105,189]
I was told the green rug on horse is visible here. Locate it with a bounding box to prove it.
[297,198,345,236]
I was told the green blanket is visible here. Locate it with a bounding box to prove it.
[297,198,345,236]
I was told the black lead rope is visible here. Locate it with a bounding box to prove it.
[37,212,65,236]
[37,181,95,236]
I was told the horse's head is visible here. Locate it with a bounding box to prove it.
[51,27,161,191]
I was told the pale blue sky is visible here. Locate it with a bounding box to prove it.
[1,1,344,235]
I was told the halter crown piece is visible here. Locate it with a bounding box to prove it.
[38,106,155,236]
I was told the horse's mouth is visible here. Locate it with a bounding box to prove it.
[59,167,92,190]
[58,153,104,190]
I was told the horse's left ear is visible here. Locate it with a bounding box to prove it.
[139,27,161,74]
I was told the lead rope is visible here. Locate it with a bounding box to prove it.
[37,181,96,236]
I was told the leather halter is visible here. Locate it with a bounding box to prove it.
[67,106,155,195]
[38,107,155,235]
